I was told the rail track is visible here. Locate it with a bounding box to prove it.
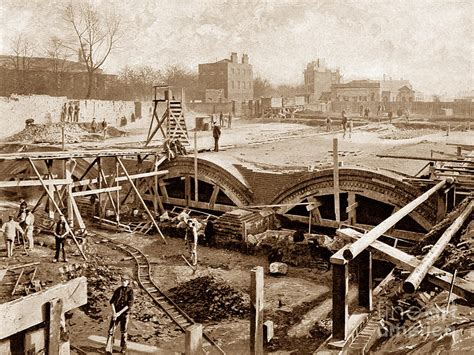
[95,235,225,354]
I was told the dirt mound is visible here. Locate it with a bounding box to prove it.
[6,123,88,143]
[168,275,249,322]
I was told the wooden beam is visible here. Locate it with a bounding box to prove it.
[116,157,166,243]
[333,138,340,224]
[337,228,474,303]
[47,298,62,354]
[0,277,87,339]
[28,158,87,260]
[342,179,450,260]
[377,154,469,163]
[403,200,473,293]
[0,179,73,188]
[185,324,203,355]
[209,185,220,209]
[250,266,264,355]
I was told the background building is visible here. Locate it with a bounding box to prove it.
[198,52,254,103]
[303,59,341,102]
[0,55,115,99]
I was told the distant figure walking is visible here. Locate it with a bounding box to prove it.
[326,116,332,132]
[388,110,393,124]
[91,117,98,133]
[341,111,348,139]
[228,112,232,128]
[61,103,67,122]
[359,105,364,117]
[67,103,73,122]
[364,108,370,119]
[101,119,108,139]
[349,118,354,139]
[219,112,224,127]
[74,104,80,122]
[212,122,221,152]
[2,216,23,258]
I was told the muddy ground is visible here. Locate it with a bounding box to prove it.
[0,114,473,354]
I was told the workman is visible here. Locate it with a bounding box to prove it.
[212,121,221,152]
[53,217,68,263]
[25,209,35,250]
[2,215,24,258]
[106,274,134,354]
[185,218,202,266]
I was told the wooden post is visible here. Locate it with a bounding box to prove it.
[347,192,357,225]
[357,250,373,311]
[61,124,65,151]
[331,261,349,341]
[47,298,63,355]
[98,157,102,222]
[116,159,120,227]
[65,159,73,227]
[194,129,198,202]
[185,175,191,207]
[436,190,447,222]
[116,157,166,243]
[250,266,264,355]
[333,138,340,224]
[185,323,202,355]
[28,159,87,260]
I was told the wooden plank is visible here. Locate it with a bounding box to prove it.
[28,158,87,260]
[71,186,122,197]
[337,228,474,302]
[71,170,169,188]
[116,157,166,243]
[0,277,87,339]
[0,179,73,188]
[377,154,470,163]
[185,324,203,355]
[70,196,86,231]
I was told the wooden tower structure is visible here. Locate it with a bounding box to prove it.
[145,85,190,147]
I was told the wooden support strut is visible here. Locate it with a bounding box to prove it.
[250,266,264,355]
[403,200,473,293]
[116,157,166,243]
[342,179,450,261]
[27,158,87,260]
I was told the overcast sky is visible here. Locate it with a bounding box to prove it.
[0,0,472,96]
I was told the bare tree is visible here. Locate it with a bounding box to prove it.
[64,1,122,98]
[44,37,72,95]
[9,33,35,94]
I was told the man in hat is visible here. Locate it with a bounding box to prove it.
[25,209,35,250]
[53,217,68,263]
[212,121,221,152]
[185,218,202,266]
[106,274,134,354]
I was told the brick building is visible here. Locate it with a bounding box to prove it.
[198,52,254,103]
[0,55,116,99]
[303,59,341,102]
[331,79,415,103]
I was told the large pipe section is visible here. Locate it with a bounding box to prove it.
[343,179,451,260]
[403,199,473,294]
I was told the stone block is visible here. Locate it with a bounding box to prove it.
[269,262,288,275]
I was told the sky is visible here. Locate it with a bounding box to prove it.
[0,0,472,96]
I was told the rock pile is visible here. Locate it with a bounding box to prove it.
[7,123,89,143]
[168,275,250,322]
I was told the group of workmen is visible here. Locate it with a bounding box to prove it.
[61,102,80,123]
[1,199,70,262]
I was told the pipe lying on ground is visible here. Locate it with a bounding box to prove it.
[343,179,452,261]
[403,199,473,294]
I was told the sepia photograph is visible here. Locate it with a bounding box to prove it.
[0,0,472,354]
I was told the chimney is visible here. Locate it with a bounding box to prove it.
[231,52,238,63]
[242,54,249,64]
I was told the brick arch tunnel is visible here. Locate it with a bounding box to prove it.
[271,167,436,238]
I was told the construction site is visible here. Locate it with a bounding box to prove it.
[0,83,473,355]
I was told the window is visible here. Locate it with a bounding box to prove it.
[243,82,246,89]
[232,81,234,89]
[238,81,240,89]
[238,69,241,75]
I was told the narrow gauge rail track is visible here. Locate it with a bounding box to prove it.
[95,236,225,354]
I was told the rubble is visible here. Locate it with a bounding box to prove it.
[168,275,250,322]
[6,123,88,143]
[269,262,288,275]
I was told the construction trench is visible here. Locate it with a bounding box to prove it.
[0,93,473,354]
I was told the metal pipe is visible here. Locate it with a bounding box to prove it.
[403,200,473,293]
[343,179,450,260]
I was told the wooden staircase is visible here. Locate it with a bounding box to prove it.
[167,100,190,146]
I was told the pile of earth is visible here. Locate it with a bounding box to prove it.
[168,275,250,322]
[7,123,89,143]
